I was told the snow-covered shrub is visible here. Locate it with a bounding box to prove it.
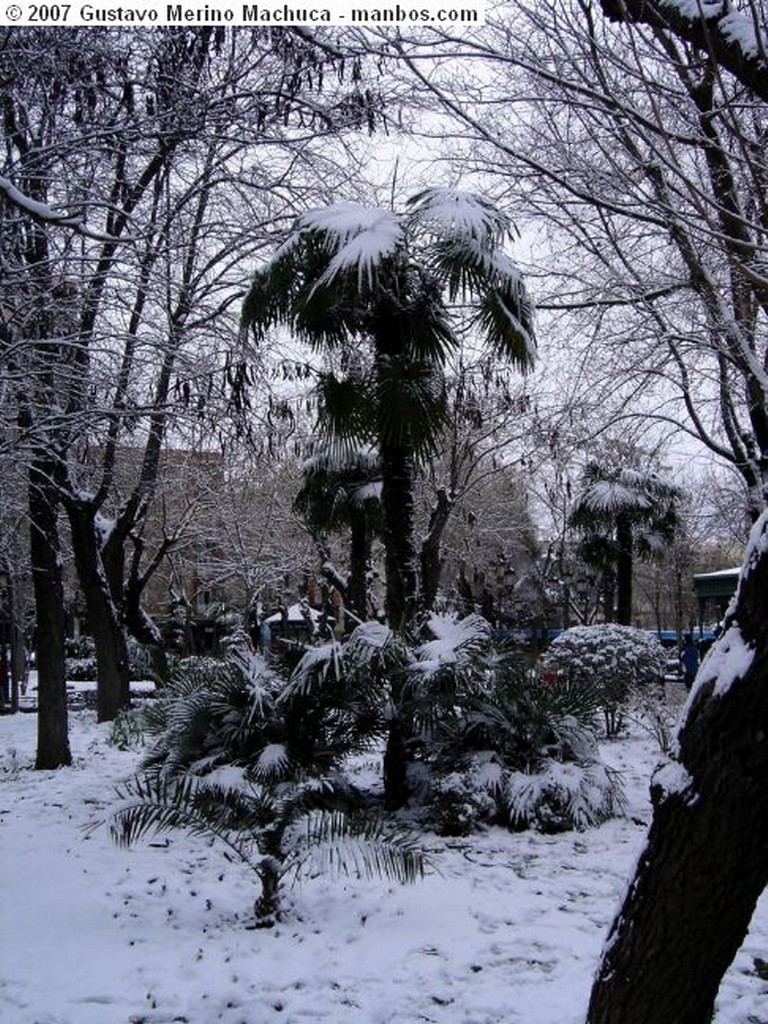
[65,635,155,682]
[65,636,97,681]
[139,647,286,778]
[108,630,425,925]
[540,624,666,737]
[403,614,620,833]
[504,759,620,833]
[425,770,497,837]
[108,760,425,927]
[126,637,154,680]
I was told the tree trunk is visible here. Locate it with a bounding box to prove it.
[615,513,633,625]
[29,459,71,769]
[67,505,130,722]
[380,441,419,629]
[420,488,452,612]
[347,508,370,620]
[379,440,419,809]
[9,574,27,712]
[587,511,768,1024]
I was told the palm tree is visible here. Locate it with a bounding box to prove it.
[569,463,680,626]
[294,441,382,622]
[243,190,535,808]
[242,189,536,630]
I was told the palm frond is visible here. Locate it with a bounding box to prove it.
[375,356,449,458]
[251,743,293,784]
[295,809,426,885]
[316,370,377,444]
[107,774,273,863]
[472,288,536,370]
[407,188,513,245]
[283,640,344,699]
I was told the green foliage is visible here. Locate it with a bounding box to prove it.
[107,708,145,751]
[402,621,617,834]
[66,635,154,682]
[540,624,666,737]
[295,613,621,836]
[106,636,425,924]
[107,762,425,927]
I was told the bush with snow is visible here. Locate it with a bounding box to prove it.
[400,614,620,834]
[540,624,666,737]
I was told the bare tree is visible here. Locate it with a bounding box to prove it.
[1,27,375,742]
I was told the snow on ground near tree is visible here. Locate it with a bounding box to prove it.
[2,699,767,1024]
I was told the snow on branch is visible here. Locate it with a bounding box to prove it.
[600,0,768,101]
[0,175,127,243]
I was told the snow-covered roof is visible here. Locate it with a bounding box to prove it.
[693,567,740,580]
[264,603,321,625]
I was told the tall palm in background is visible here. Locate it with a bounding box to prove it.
[294,441,382,621]
[242,188,536,630]
[570,463,680,625]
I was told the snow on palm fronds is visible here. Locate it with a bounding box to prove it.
[342,621,403,675]
[302,440,379,478]
[579,479,654,513]
[105,767,426,927]
[411,612,493,680]
[407,188,514,244]
[283,640,344,698]
[293,809,426,887]
[504,759,621,833]
[139,651,285,779]
[293,203,403,291]
[573,466,680,517]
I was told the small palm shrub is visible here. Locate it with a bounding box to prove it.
[299,613,622,834]
[108,708,145,751]
[406,619,619,834]
[108,765,425,927]
[540,624,666,737]
[108,637,423,924]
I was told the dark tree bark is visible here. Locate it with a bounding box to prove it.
[615,512,634,625]
[587,511,768,1024]
[379,440,419,810]
[30,458,71,769]
[420,487,452,612]
[67,502,130,722]
[380,441,419,630]
[347,507,370,619]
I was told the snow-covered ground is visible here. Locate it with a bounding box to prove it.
[1,692,767,1024]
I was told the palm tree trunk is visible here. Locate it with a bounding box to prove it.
[380,441,419,629]
[348,508,370,619]
[616,512,634,625]
[379,439,419,809]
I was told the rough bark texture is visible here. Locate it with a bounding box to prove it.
[380,441,419,630]
[615,512,633,625]
[379,441,419,809]
[347,508,370,619]
[587,513,768,1024]
[68,504,130,723]
[29,459,71,769]
[420,488,451,613]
